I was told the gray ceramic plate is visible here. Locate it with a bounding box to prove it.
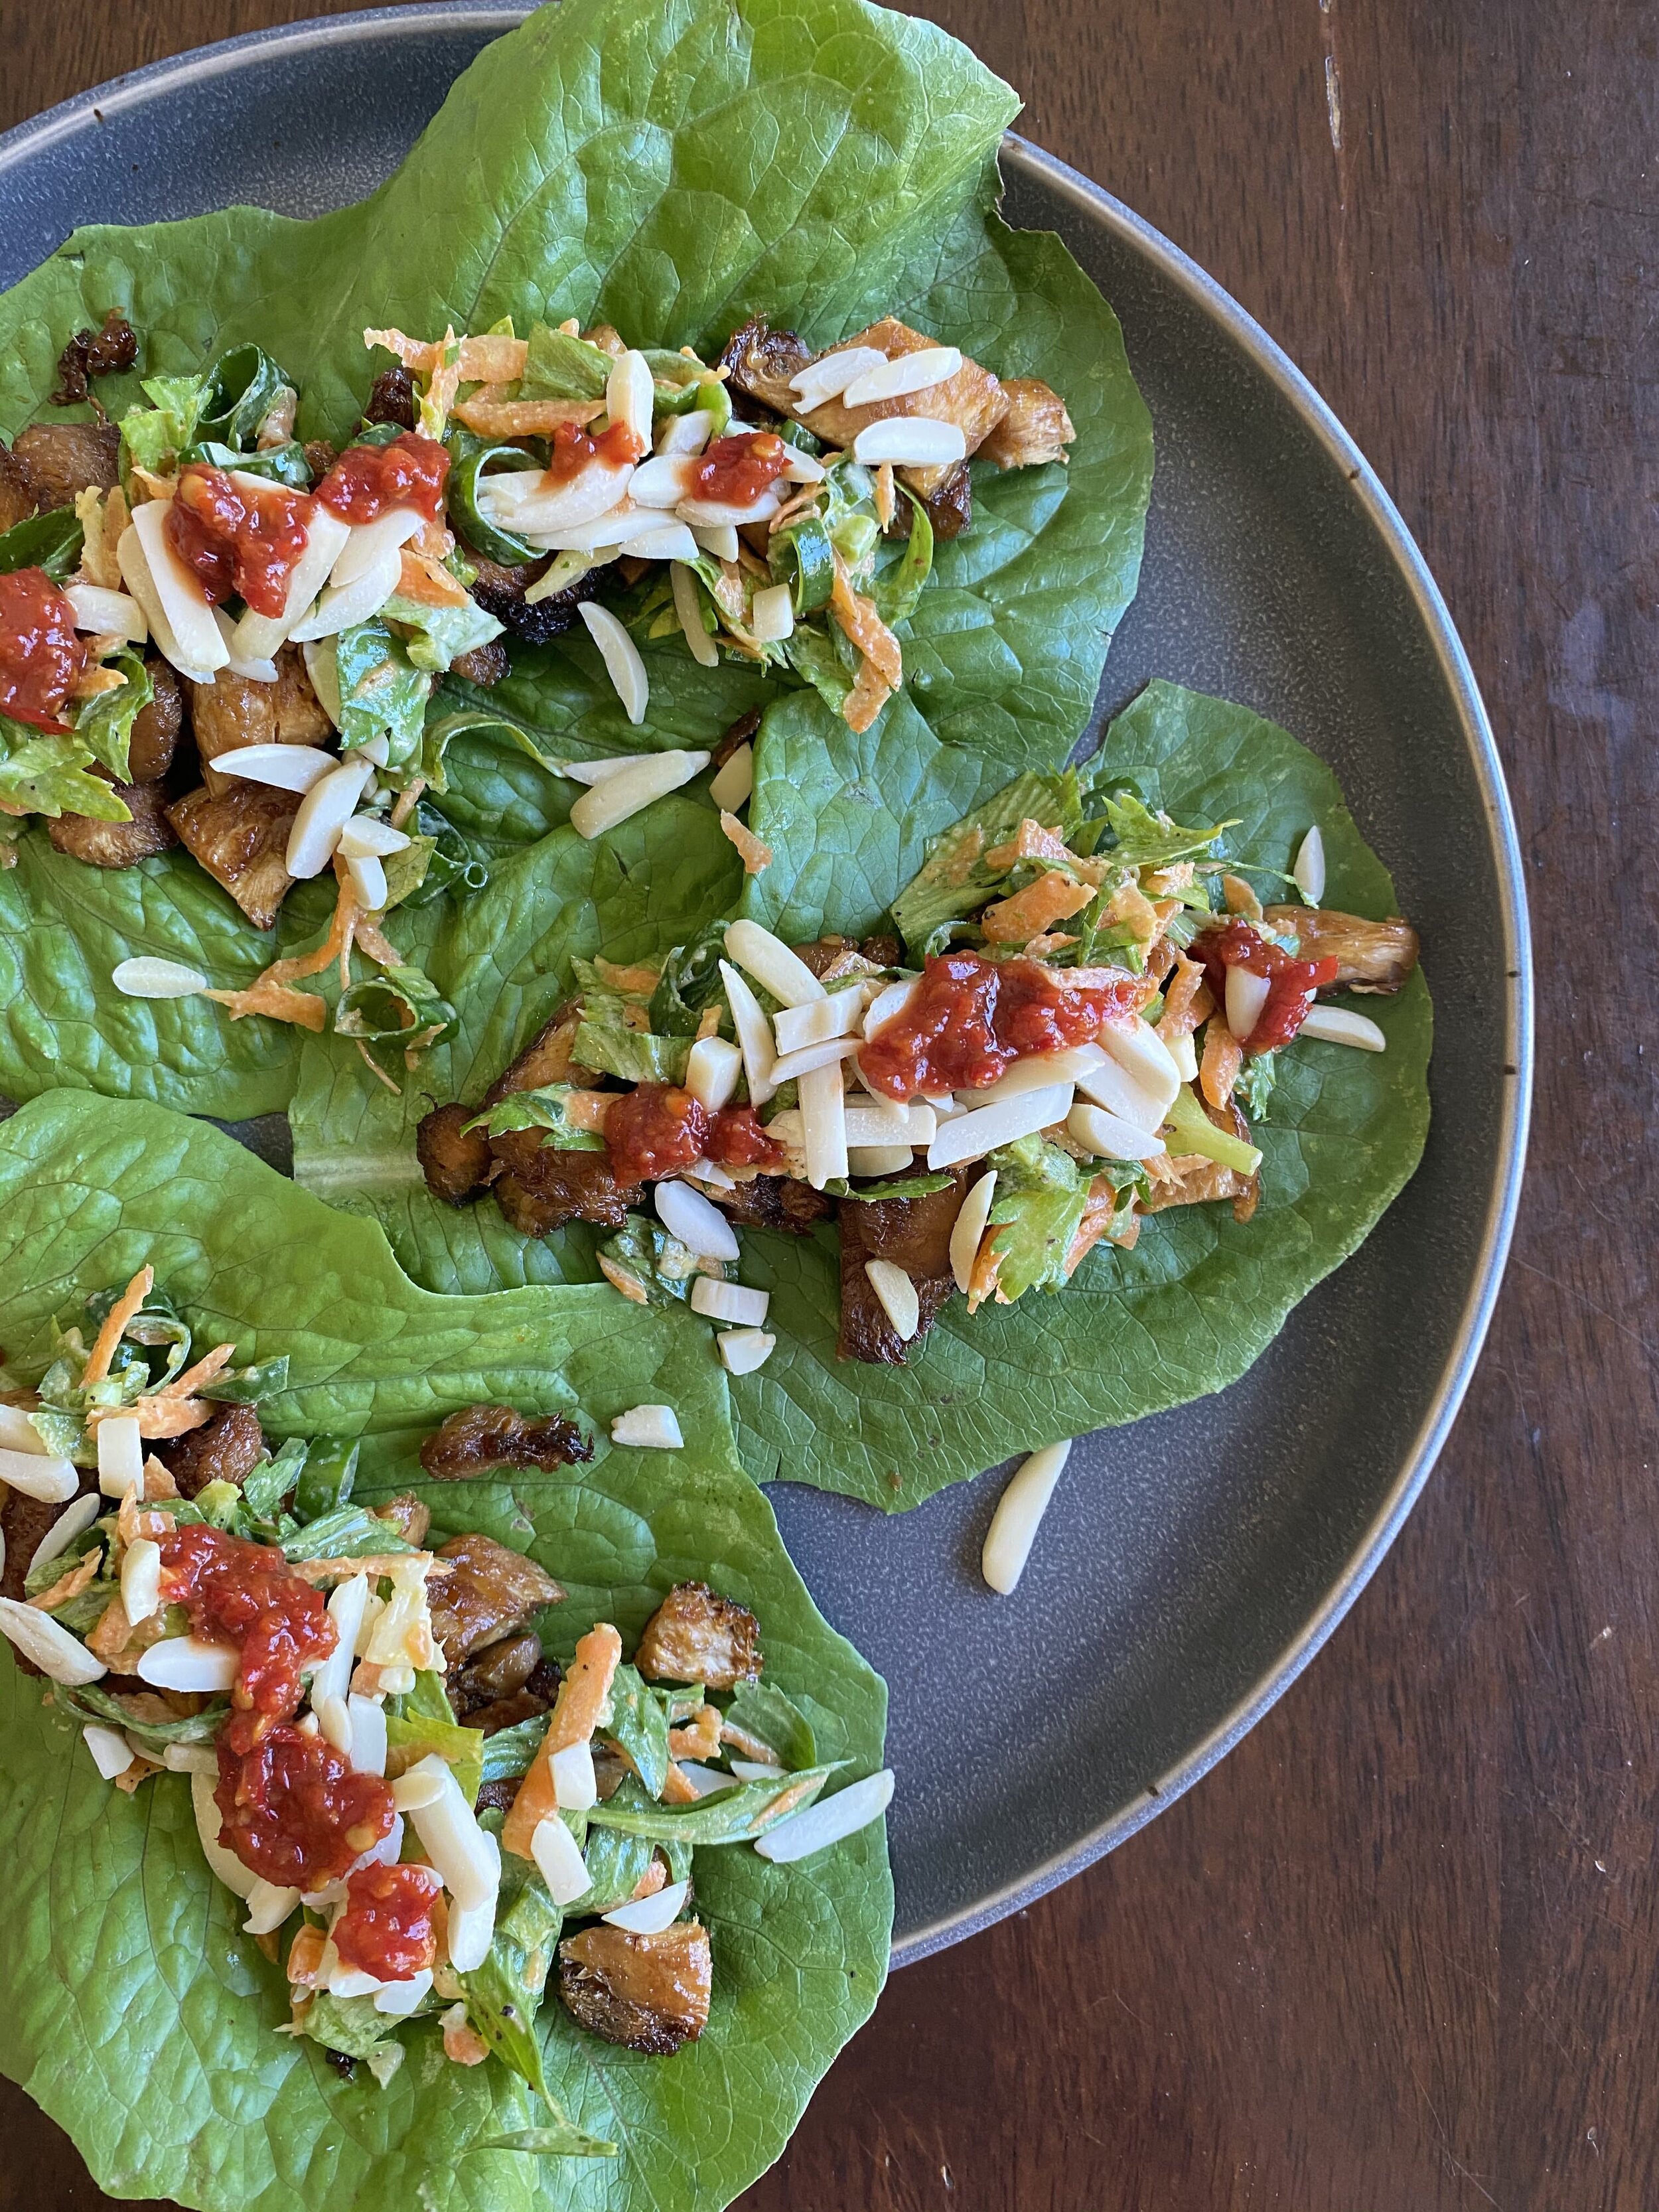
[0,5,1530,1965]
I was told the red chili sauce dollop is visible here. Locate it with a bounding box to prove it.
[858,953,1150,1101]
[1191,917,1339,1054]
[317,431,451,524]
[605,1082,708,1185]
[545,417,645,486]
[159,1522,335,1752]
[0,566,86,731]
[214,1725,396,1891]
[331,1861,442,1980]
[705,1104,786,1169]
[691,429,788,508]
[165,465,315,619]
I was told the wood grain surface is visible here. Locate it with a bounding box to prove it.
[0,1,1634,2207]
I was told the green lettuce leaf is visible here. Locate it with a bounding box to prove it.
[0,1088,890,2212]
[0,717,129,820]
[72,649,153,782]
[714,682,1431,1503]
[0,0,1146,1124]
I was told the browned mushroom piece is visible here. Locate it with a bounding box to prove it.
[450,638,509,687]
[427,1532,564,1666]
[792,936,852,979]
[557,1922,713,2055]
[790,318,1009,498]
[912,460,974,541]
[710,707,762,771]
[835,1171,968,1365]
[635,1580,761,1692]
[167,781,300,929]
[454,1631,543,1707]
[186,647,330,797]
[482,1003,593,1104]
[0,1481,70,1607]
[858,930,903,970]
[362,364,417,431]
[374,1493,432,1548]
[0,442,38,532]
[415,1104,494,1206]
[155,1402,266,1498]
[126,659,184,782]
[716,317,812,415]
[12,420,120,509]
[978,378,1076,471]
[490,1134,638,1237]
[465,550,604,644]
[50,311,139,406]
[48,778,177,868]
[419,1404,593,1479]
[711,1175,833,1236]
[1262,906,1421,995]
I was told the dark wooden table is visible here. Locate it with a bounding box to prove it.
[0,1,1638,2206]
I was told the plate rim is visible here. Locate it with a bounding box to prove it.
[0,5,1532,1970]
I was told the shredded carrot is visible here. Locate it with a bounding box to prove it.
[980,871,1093,944]
[117,1491,174,1546]
[874,460,896,528]
[27,1552,102,1612]
[668,1706,722,1761]
[984,818,1076,871]
[502,1623,623,1860]
[842,657,893,735]
[1222,873,1263,921]
[289,1552,447,1584]
[388,779,425,834]
[451,397,606,437]
[129,1398,214,1441]
[1158,952,1206,1043]
[396,550,470,607]
[627,1858,669,1901]
[70,663,126,700]
[594,957,659,994]
[768,485,823,534]
[830,557,902,688]
[83,1267,154,1388]
[720,809,772,875]
[442,2010,490,2067]
[157,1341,236,1401]
[287,1925,327,1988]
[1064,1178,1121,1280]
[203,978,328,1030]
[560,1090,614,1134]
[597,1255,649,1305]
[660,1762,700,1805]
[205,871,360,1029]
[141,1456,179,1500]
[966,1230,1003,1315]
[1199,1023,1244,1109]
[755,1774,822,1826]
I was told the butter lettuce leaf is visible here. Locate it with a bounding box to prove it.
[0,1088,890,2212]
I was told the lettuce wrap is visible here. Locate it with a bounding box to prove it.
[0,1089,891,2212]
[292,680,1433,1507]
[0,0,1152,1118]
